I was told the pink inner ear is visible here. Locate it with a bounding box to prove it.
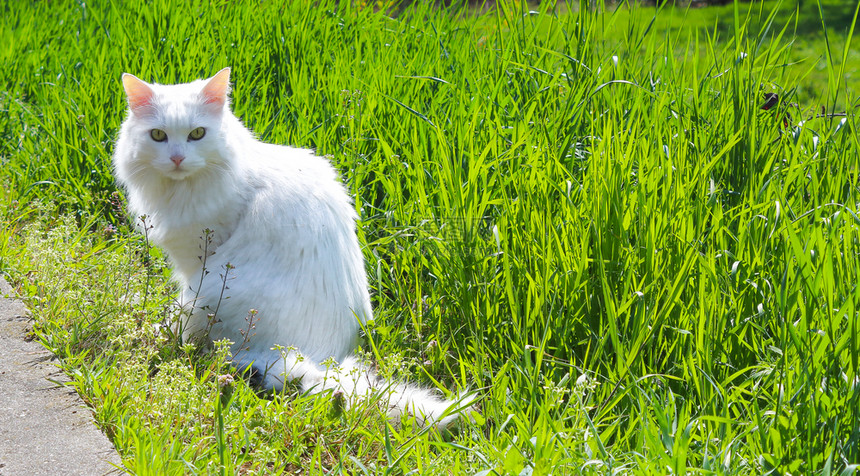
[122,73,155,113]
[201,68,231,107]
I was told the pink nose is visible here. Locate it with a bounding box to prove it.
[170,155,184,167]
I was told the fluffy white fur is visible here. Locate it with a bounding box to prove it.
[113,68,470,429]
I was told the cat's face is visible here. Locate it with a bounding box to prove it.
[117,68,232,181]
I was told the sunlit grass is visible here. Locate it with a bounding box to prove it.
[0,0,858,473]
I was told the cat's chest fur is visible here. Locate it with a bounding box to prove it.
[130,146,341,286]
[133,174,246,282]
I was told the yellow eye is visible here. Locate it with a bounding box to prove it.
[150,129,167,142]
[188,127,206,141]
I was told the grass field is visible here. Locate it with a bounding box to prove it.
[1,0,859,474]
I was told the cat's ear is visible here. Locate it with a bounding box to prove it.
[200,67,231,109]
[121,73,156,115]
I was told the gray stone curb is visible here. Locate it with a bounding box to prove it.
[0,277,123,475]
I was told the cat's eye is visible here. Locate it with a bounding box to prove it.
[150,129,168,142]
[188,127,206,141]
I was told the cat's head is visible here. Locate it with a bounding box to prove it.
[115,68,235,182]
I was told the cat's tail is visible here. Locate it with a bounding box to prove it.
[251,354,476,431]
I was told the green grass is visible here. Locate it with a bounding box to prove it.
[1,0,859,474]
[602,0,860,111]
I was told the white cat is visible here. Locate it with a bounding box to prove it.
[113,68,470,429]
